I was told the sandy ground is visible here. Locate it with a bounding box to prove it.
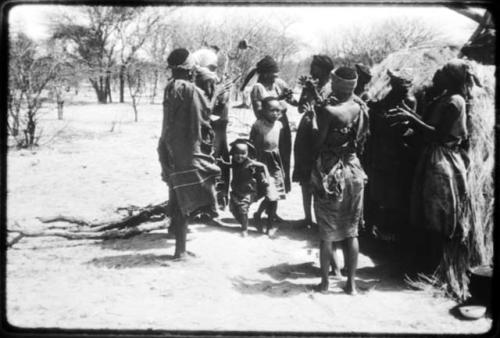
[6,100,493,334]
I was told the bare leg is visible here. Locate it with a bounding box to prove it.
[169,192,188,259]
[344,237,359,295]
[330,242,342,277]
[254,199,266,219]
[240,213,249,237]
[301,184,313,227]
[266,201,278,236]
[254,199,267,233]
[316,240,332,291]
[173,207,188,259]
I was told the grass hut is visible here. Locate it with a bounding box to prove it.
[366,45,495,300]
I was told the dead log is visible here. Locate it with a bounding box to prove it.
[36,215,95,227]
[90,201,169,232]
[7,223,167,247]
[37,201,170,232]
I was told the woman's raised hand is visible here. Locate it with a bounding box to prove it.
[386,105,415,127]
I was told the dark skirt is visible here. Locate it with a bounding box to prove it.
[410,144,468,237]
[260,150,287,200]
[311,153,366,242]
[279,111,292,193]
[292,111,314,184]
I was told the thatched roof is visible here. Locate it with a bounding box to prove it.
[367,45,496,300]
[367,45,461,100]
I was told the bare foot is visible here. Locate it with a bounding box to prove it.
[329,269,343,279]
[267,228,277,238]
[314,281,329,293]
[343,283,358,296]
[241,230,248,237]
[273,215,285,222]
[173,251,196,261]
[253,213,263,233]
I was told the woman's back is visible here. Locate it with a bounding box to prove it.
[320,99,361,150]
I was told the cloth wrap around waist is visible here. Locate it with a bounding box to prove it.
[158,79,221,216]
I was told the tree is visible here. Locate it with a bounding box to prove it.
[144,20,176,104]
[320,17,445,67]
[164,14,301,90]
[51,7,137,103]
[126,60,147,122]
[8,33,64,147]
[116,8,160,103]
[45,39,83,120]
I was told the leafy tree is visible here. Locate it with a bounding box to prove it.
[51,6,137,103]
[115,8,160,103]
[8,33,65,147]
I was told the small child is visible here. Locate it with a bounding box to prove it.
[250,96,287,237]
[225,139,270,237]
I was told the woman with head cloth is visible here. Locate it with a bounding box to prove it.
[308,66,369,294]
[388,59,479,289]
[294,55,334,230]
[193,48,231,209]
[157,48,220,259]
[241,56,297,200]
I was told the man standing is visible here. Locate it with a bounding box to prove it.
[158,48,220,259]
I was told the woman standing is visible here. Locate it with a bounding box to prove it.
[241,56,297,195]
[193,49,231,210]
[388,59,478,281]
[309,67,369,294]
[158,48,220,259]
[294,55,334,229]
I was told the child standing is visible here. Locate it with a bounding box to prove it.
[226,139,270,237]
[250,96,286,237]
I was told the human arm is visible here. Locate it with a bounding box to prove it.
[276,78,298,106]
[311,107,331,153]
[250,84,265,119]
[249,123,258,145]
[250,160,270,186]
[387,97,462,142]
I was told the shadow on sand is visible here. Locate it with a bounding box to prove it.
[86,253,176,269]
[99,232,171,251]
[231,276,358,297]
[231,276,316,297]
[259,261,319,281]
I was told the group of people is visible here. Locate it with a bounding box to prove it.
[157,46,479,294]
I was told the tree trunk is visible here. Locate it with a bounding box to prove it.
[150,69,158,104]
[132,96,138,122]
[57,102,64,120]
[26,110,36,146]
[9,109,20,137]
[119,64,126,103]
[90,78,107,104]
[105,72,112,103]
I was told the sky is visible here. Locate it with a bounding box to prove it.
[9,4,480,54]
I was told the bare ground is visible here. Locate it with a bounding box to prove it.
[6,101,493,334]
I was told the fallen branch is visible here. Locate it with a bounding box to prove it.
[8,223,167,247]
[36,215,95,227]
[37,201,169,232]
[9,202,171,248]
[90,201,169,232]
